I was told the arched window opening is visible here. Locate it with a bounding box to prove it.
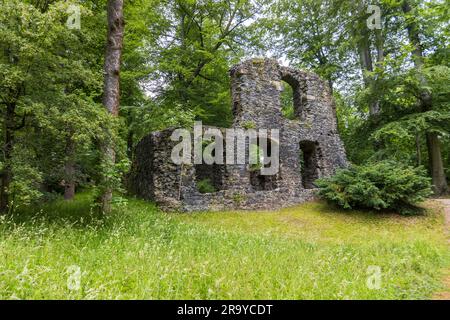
[281,74,304,120]
[280,80,295,119]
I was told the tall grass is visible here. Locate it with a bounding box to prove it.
[0,193,448,299]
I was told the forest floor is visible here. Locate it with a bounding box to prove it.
[0,192,449,299]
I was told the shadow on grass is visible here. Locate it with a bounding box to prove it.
[5,192,103,227]
[1,192,163,232]
[323,202,426,217]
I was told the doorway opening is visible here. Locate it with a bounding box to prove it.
[280,74,304,120]
[299,141,320,189]
[249,138,279,191]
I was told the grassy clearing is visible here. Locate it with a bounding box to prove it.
[0,193,448,299]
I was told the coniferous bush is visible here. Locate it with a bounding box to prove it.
[316,161,433,215]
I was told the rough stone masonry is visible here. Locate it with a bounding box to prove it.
[128,58,348,211]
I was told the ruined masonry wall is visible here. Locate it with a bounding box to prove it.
[128,58,347,212]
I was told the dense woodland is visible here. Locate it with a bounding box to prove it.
[0,0,449,214]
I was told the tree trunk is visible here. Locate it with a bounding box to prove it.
[426,132,448,195]
[100,0,125,213]
[358,41,379,116]
[373,28,384,115]
[356,4,379,117]
[63,133,76,200]
[415,132,421,166]
[374,29,384,68]
[402,0,448,195]
[0,103,15,212]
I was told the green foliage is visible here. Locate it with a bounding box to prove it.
[231,191,246,205]
[125,103,195,144]
[133,0,263,128]
[241,121,256,129]
[0,0,109,208]
[0,0,448,209]
[196,178,216,194]
[280,81,295,120]
[9,163,43,213]
[316,161,433,215]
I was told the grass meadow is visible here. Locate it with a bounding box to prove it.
[0,192,448,299]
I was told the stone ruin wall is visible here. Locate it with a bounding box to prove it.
[128,58,348,212]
